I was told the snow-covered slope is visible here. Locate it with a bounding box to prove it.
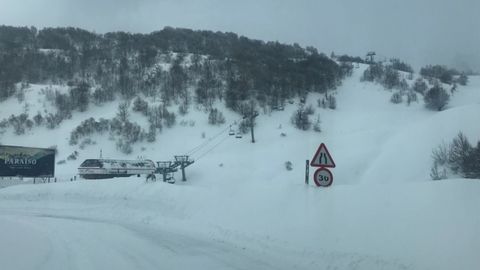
[1,65,479,270]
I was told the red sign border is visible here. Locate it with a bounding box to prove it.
[310,143,336,168]
[313,167,333,187]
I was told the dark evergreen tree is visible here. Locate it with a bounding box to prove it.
[146,124,156,142]
[390,92,403,104]
[208,108,226,125]
[389,58,414,73]
[361,63,384,82]
[448,132,472,174]
[33,112,44,126]
[463,142,480,178]
[424,85,450,111]
[291,105,312,130]
[420,65,457,84]
[118,55,133,98]
[383,66,401,89]
[132,96,149,115]
[413,78,428,95]
[117,102,130,122]
[70,81,90,112]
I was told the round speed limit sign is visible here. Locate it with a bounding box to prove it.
[313,168,333,187]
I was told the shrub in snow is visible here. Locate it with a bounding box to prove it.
[448,132,472,174]
[208,108,226,125]
[132,97,149,116]
[67,151,78,161]
[424,85,449,111]
[79,138,96,150]
[383,66,401,89]
[389,58,414,73]
[291,105,312,131]
[399,78,409,91]
[15,87,25,102]
[432,142,449,167]
[70,117,110,145]
[178,102,189,115]
[463,142,480,178]
[430,162,447,180]
[92,87,113,105]
[361,63,384,82]
[33,112,44,126]
[285,161,293,171]
[239,119,251,134]
[146,124,156,142]
[420,65,457,85]
[406,91,418,105]
[390,92,403,104]
[413,78,428,95]
[147,105,163,130]
[327,95,337,110]
[163,109,176,128]
[70,81,90,112]
[117,102,130,122]
[430,132,480,180]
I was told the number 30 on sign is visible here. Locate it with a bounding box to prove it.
[313,167,333,187]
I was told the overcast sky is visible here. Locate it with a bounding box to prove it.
[1,0,479,71]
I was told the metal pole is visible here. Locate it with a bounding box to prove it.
[181,165,186,181]
[250,117,255,143]
[305,160,309,185]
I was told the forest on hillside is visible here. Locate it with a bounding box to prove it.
[0,25,351,112]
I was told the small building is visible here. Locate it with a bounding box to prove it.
[78,159,156,179]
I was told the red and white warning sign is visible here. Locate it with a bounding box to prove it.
[313,167,333,187]
[310,143,336,168]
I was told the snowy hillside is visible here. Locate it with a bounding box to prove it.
[1,65,479,270]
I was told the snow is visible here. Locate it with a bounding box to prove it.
[1,65,479,269]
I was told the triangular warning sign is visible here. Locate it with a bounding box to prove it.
[310,143,335,168]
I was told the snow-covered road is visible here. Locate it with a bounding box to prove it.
[2,176,480,270]
[0,211,297,270]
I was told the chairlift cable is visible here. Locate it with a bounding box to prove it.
[185,124,231,155]
[184,116,244,155]
[194,133,231,162]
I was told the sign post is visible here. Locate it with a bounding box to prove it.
[305,160,309,185]
[309,143,335,187]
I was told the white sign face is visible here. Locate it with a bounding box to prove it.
[313,168,333,187]
[310,143,335,168]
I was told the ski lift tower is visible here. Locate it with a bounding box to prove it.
[154,161,178,183]
[366,51,376,64]
[243,104,259,143]
[174,155,194,182]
